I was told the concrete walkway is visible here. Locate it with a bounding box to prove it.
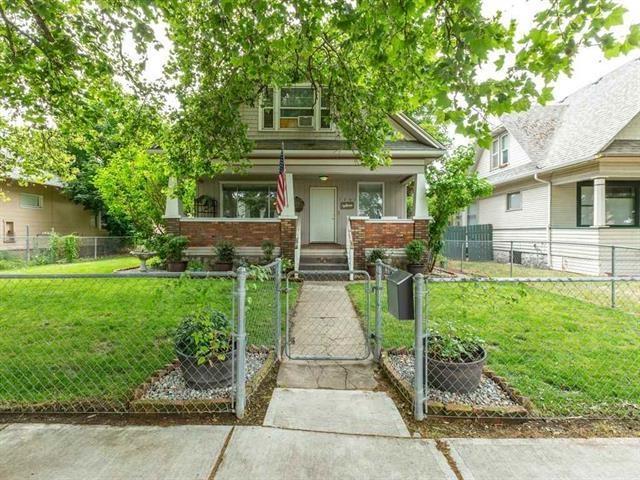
[264,388,410,437]
[2,423,639,479]
[288,281,369,359]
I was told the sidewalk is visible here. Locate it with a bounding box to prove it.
[1,422,639,480]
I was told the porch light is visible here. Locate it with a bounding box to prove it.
[319,175,329,181]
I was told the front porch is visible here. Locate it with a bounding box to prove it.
[164,171,430,270]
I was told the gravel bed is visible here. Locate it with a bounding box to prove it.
[388,353,519,407]
[142,351,268,401]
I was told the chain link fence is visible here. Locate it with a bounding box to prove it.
[369,268,640,421]
[0,264,282,417]
[441,239,640,278]
[0,235,133,267]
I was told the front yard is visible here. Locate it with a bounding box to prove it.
[0,264,288,410]
[347,281,640,417]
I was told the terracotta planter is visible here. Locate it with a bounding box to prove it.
[427,346,487,394]
[166,260,188,272]
[177,351,234,390]
[366,264,377,278]
[406,263,424,275]
[213,262,233,271]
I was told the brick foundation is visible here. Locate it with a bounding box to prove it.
[351,218,430,269]
[163,218,297,263]
[279,218,296,262]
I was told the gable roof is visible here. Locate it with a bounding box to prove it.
[481,57,640,184]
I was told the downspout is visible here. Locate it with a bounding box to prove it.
[534,173,552,267]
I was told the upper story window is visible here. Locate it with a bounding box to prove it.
[260,86,332,131]
[490,133,509,170]
[19,193,43,209]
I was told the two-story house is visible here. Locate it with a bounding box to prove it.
[163,85,445,270]
[467,57,640,275]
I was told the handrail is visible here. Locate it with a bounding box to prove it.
[294,218,302,271]
[346,218,354,272]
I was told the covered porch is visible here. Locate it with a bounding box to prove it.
[164,171,430,270]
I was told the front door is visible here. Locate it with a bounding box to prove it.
[309,187,336,242]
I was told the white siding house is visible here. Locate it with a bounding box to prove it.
[469,57,640,275]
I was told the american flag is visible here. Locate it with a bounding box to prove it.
[275,142,287,215]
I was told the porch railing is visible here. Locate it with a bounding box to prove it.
[294,218,302,271]
[346,219,354,272]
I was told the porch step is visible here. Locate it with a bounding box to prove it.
[298,263,349,271]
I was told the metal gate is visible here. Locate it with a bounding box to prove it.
[285,270,371,360]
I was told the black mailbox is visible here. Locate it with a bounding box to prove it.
[387,270,414,320]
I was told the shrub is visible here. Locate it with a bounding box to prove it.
[215,240,235,264]
[367,248,386,264]
[428,322,485,363]
[48,233,79,263]
[405,239,426,264]
[174,308,233,364]
[151,234,188,263]
[261,240,275,263]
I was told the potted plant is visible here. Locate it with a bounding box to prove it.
[261,240,275,264]
[366,248,386,277]
[152,234,188,272]
[427,323,487,394]
[214,240,235,271]
[405,239,427,275]
[174,308,234,390]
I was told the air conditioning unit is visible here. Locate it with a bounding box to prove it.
[297,116,314,128]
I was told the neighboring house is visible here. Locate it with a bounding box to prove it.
[164,85,445,270]
[467,57,640,275]
[0,176,104,244]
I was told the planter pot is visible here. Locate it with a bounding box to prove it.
[406,263,424,275]
[213,261,233,271]
[427,347,487,394]
[166,260,188,272]
[366,264,377,278]
[177,351,234,390]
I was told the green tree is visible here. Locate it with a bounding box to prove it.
[425,146,492,271]
[0,1,159,181]
[158,0,639,178]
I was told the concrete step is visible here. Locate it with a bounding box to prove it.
[298,263,349,271]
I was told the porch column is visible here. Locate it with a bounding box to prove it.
[593,177,606,227]
[413,173,429,220]
[164,176,183,235]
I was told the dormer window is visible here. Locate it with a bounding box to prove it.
[260,86,332,131]
[490,133,509,170]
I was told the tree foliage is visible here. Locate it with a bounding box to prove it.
[425,145,492,271]
[157,0,639,177]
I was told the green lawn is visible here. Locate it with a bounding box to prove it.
[8,256,140,274]
[444,259,581,278]
[0,268,290,410]
[347,282,640,418]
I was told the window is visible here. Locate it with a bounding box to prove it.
[221,184,276,219]
[19,193,43,209]
[3,221,15,243]
[578,183,594,227]
[358,183,384,219]
[490,134,509,170]
[259,86,332,131]
[261,88,274,129]
[506,192,522,211]
[577,181,639,227]
[491,140,499,169]
[500,134,509,165]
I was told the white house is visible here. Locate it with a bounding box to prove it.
[467,57,640,275]
[164,85,445,270]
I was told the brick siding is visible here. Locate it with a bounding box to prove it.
[176,220,281,247]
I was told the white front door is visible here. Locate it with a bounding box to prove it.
[309,187,336,242]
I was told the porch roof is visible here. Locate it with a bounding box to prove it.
[252,139,440,153]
